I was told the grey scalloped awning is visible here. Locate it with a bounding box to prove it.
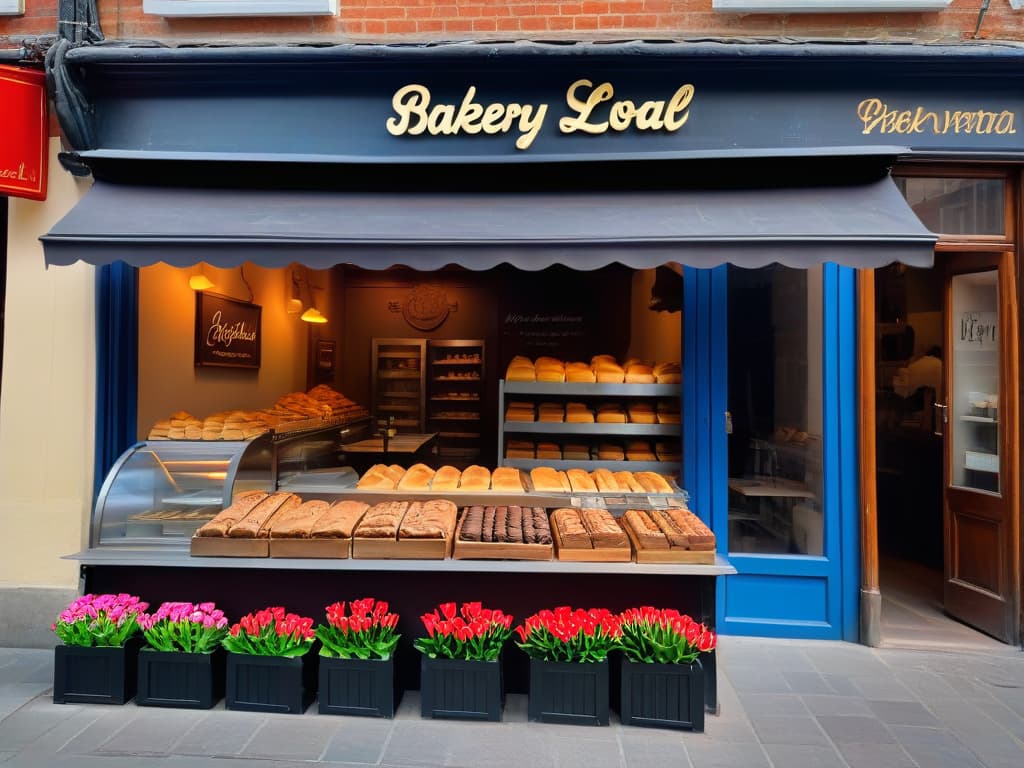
[41,177,935,271]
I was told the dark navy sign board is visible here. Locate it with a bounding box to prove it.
[68,42,1024,164]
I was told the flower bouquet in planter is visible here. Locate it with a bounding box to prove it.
[222,606,317,714]
[414,601,513,721]
[515,606,622,726]
[51,593,149,704]
[316,598,401,717]
[136,602,229,709]
[617,607,716,731]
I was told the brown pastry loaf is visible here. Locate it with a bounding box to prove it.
[460,465,492,491]
[482,505,496,542]
[397,463,436,491]
[552,508,591,548]
[598,444,625,461]
[311,500,370,538]
[400,499,457,539]
[531,467,571,493]
[195,491,269,537]
[228,493,301,538]
[268,499,330,539]
[614,471,646,493]
[508,505,524,543]
[635,471,674,494]
[567,468,598,494]
[354,501,409,539]
[666,508,715,550]
[590,469,621,493]
[491,467,525,492]
[623,509,670,549]
[648,509,688,548]
[580,508,628,548]
[532,507,553,545]
[431,466,462,492]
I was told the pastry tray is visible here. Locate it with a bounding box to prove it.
[621,521,715,565]
[268,537,350,559]
[451,512,554,561]
[190,536,269,558]
[351,535,452,560]
[550,518,632,563]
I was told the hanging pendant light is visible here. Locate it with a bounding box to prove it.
[189,263,214,291]
[300,307,328,323]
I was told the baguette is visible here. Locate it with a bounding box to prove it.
[195,491,269,537]
[311,500,370,538]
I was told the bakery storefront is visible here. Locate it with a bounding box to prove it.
[39,37,1024,684]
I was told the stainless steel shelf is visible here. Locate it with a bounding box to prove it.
[502,458,681,473]
[503,381,680,397]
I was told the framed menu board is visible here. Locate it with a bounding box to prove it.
[194,292,262,369]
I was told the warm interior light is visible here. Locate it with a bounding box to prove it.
[301,307,328,323]
[189,274,214,291]
[286,297,304,315]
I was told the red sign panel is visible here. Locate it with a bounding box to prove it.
[0,65,48,201]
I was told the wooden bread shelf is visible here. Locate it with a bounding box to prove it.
[621,521,715,565]
[268,538,350,559]
[551,516,632,563]
[352,535,451,560]
[190,536,269,558]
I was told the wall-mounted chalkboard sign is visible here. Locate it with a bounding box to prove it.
[194,292,261,369]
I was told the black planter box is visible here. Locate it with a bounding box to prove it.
[137,649,225,710]
[319,656,399,718]
[528,657,609,726]
[225,652,317,714]
[619,657,705,731]
[420,656,503,721]
[53,639,140,705]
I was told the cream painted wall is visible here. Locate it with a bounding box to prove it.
[137,263,312,437]
[628,267,682,363]
[0,139,94,589]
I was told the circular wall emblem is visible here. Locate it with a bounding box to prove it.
[402,284,450,331]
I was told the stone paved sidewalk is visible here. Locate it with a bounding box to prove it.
[0,636,1022,767]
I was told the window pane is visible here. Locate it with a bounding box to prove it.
[950,270,1000,494]
[894,177,1004,236]
[727,265,824,556]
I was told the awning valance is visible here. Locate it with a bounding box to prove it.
[41,176,935,271]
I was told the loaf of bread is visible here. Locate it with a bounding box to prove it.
[195,491,269,537]
[310,500,370,538]
[580,508,628,548]
[357,464,398,490]
[666,508,715,550]
[594,361,625,383]
[491,467,525,492]
[625,363,656,384]
[506,358,536,382]
[654,361,682,384]
[648,509,688,548]
[567,468,598,493]
[565,407,595,423]
[384,465,407,485]
[431,465,462,492]
[538,403,565,422]
[635,471,674,494]
[397,463,436,491]
[268,499,330,538]
[536,442,562,460]
[552,508,591,548]
[506,406,536,422]
[505,439,536,459]
[400,499,458,540]
[566,363,596,383]
[597,444,625,461]
[563,442,592,460]
[229,493,302,538]
[614,470,646,493]
[590,468,621,493]
[624,509,670,549]
[459,465,491,491]
[354,501,409,539]
[531,467,570,493]
[627,405,657,424]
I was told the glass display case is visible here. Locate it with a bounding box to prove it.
[371,338,427,433]
[92,420,370,550]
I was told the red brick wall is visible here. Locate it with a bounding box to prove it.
[3,0,1024,50]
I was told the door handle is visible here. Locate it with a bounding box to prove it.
[933,402,948,437]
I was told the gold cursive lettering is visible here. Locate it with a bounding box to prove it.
[858,98,1016,136]
[206,310,257,349]
[560,80,694,136]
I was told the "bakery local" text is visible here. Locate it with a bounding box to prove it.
[385,80,695,151]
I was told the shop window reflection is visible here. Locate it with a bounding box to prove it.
[894,176,1004,237]
[727,265,824,556]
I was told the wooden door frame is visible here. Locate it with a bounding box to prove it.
[860,166,1021,647]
